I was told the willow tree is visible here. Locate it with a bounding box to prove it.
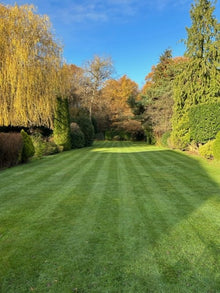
[0,4,63,128]
[171,0,220,148]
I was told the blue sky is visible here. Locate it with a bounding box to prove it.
[2,0,220,88]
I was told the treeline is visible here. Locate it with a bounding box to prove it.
[135,0,220,160]
[0,0,220,168]
[0,4,144,168]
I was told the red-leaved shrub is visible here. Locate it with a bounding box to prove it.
[0,133,23,169]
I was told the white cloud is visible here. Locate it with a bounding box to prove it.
[46,0,191,25]
[50,0,140,24]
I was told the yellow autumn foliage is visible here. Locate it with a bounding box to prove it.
[0,4,63,127]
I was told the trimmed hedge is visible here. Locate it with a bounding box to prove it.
[0,133,23,168]
[213,131,220,160]
[189,102,220,143]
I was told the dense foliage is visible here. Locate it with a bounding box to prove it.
[31,134,59,158]
[0,133,23,168]
[141,50,188,142]
[76,116,94,147]
[20,129,35,162]
[199,140,215,159]
[53,97,71,151]
[171,0,220,149]
[0,1,219,165]
[189,103,220,143]
[213,131,220,160]
[70,123,85,148]
[0,4,63,127]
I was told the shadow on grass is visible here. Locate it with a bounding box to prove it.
[85,143,220,291]
[0,142,219,292]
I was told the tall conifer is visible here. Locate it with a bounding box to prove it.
[171,0,220,148]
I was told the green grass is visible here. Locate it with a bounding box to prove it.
[0,141,219,292]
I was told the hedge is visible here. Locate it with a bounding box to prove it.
[213,131,220,160]
[0,133,23,168]
[189,102,220,143]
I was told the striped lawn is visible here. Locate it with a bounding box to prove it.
[0,141,219,292]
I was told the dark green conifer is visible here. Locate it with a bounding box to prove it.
[171,0,220,148]
[53,97,71,151]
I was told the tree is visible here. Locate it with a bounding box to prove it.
[171,0,220,148]
[82,55,114,119]
[141,50,188,140]
[102,75,139,122]
[76,115,94,147]
[53,97,71,150]
[0,4,63,128]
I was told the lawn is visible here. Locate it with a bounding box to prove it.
[0,141,219,292]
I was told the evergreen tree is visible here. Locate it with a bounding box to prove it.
[53,97,71,150]
[171,0,220,148]
[20,129,35,162]
[141,49,187,141]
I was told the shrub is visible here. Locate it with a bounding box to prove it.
[213,131,220,160]
[31,134,59,158]
[199,140,214,159]
[76,116,94,147]
[161,131,171,147]
[105,130,116,140]
[31,133,46,159]
[53,97,71,151]
[0,132,23,168]
[170,114,190,149]
[95,132,105,141]
[70,123,85,148]
[189,102,220,143]
[188,141,199,154]
[20,129,35,162]
[113,135,121,141]
[44,138,59,155]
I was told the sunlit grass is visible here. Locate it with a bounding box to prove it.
[91,142,165,153]
[0,141,219,292]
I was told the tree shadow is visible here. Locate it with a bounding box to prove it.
[85,143,220,290]
[0,142,219,291]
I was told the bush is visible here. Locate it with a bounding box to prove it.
[161,131,171,147]
[44,138,59,155]
[95,132,105,141]
[188,141,199,154]
[0,132,23,168]
[31,134,59,157]
[53,97,71,151]
[31,133,46,159]
[189,102,220,143]
[70,123,85,148]
[199,140,214,159]
[76,116,94,147]
[20,129,35,162]
[105,130,116,140]
[170,114,190,149]
[213,131,220,160]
